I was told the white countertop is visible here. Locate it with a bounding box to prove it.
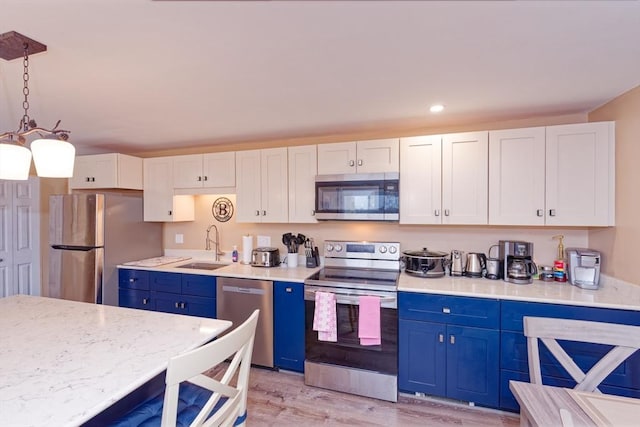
[119,257,322,283]
[0,295,231,427]
[398,273,640,311]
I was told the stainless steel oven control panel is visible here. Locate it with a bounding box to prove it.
[324,240,400,261]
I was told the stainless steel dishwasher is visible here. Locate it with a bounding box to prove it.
[216,277,274,368]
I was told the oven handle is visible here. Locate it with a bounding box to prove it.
[304,288,397,307]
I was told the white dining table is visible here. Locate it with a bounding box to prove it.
[0,295,232,427]
[509,380,640,427]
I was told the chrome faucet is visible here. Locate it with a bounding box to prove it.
[205,224,224,261]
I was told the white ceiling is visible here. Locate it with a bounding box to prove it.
[1,0,639,155]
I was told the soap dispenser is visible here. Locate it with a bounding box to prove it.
[552,235,567,282]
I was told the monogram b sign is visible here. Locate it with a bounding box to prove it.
[212,197,234,222]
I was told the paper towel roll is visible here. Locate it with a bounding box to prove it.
[242,235,253,264]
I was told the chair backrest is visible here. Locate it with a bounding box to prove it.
[161,309,259,427]
[524,316,640,393]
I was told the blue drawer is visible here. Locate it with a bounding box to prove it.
[182,274,216,298]
[399,292,500,328]
[501,300,640,332]
[118,269,149,290]
[149,271,182,293]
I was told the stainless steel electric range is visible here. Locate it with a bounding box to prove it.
[303,240,400,402]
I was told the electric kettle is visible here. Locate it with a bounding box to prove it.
[465,252,486,278]
[450,250,465,276]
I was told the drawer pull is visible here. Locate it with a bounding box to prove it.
[450,335,455,345]
[142,298,149,305]
[442,307,451,314]
[129,278,137,283]
[285,287,293,293]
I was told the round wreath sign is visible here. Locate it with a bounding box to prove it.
[211,197,234,222]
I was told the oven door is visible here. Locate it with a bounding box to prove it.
[304,285,397,375]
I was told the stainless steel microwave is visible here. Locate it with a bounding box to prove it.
[314,172,399,221]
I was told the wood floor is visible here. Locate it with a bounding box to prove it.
[243,368,520,426]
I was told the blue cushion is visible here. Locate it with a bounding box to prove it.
[108,382,239,427]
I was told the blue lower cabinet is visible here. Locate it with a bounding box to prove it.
[118,269,216,319]
[399,319,446,396]
[274,281,305,372]
[499,300,640,412]
[119,288,154,310]
[398,292,500,408]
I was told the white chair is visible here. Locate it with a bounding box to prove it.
[111,309,259,427]
[523,316,640,393]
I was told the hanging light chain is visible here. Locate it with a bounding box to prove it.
[22,43,31,132]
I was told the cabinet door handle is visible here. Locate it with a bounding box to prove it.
[434,209,440,217]
[142,298,149,305]
[444,209,450,216]
[168,210,172,216]
[358,159,363,166]
[181,302,186,309]
[91,177,96,182]
[262,210,266,216]
[255,210,260,216]
[537,209,544,217]
[129,278,137,283]
[349,160,355,167]
[85,177,91,182]
[203,176,208,181]
[311,210,315,216]
[438,333,444,343]
[549,209,556,217]
[175,302,180,308]
[197,176,202,182]
[450,335,455,345]
[442,307,451,314]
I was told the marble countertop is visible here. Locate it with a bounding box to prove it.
[0,295,231,427]
[398,273,640,311]
[119,256,322,283]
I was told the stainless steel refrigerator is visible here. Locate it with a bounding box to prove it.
[48,193,163,305]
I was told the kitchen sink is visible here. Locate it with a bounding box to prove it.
[175,262,228,270]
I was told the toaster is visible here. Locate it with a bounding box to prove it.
[566,248,601,290]
[250,247,280,267]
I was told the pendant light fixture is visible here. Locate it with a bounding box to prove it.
[0,31,75,180]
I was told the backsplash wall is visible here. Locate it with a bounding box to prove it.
[163,194,589,268]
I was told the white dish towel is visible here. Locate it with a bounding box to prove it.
[312,291,337,342]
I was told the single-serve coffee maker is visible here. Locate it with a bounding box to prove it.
[499,240,537,285]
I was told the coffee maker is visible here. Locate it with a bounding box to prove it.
[499,240,537,284]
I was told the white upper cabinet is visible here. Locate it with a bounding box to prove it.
[442,132,489,224]
[400,135,442,224]
[489,122,615,226]
[317,138,399,174]
[143,157,194,222]
[400,132,488,225]
[288,145,318,223]
[545,122,615,226]
[489,127,546,225]
[173,152,236,189]
[69,153,143,190]
[235,148,288,223]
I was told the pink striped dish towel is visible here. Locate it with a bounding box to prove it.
[358,295,381,346]
[313,291,337,342]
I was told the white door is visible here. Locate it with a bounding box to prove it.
[144,157,177,221]
[203,152,236,188]
[545,122,615,226]
[261,148,289,223]
[173,154,204,188]
[489,127,546,225]
[400,135,442,224]
[288,145,317,223]
[317,142,357,174]
[235,150,262,223]
[356,138,400,173]
[0,177,40,298]
[442,131,489,225]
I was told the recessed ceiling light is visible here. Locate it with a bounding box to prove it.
[430,104,445,113]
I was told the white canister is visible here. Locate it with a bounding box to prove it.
[287,253,298,268]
